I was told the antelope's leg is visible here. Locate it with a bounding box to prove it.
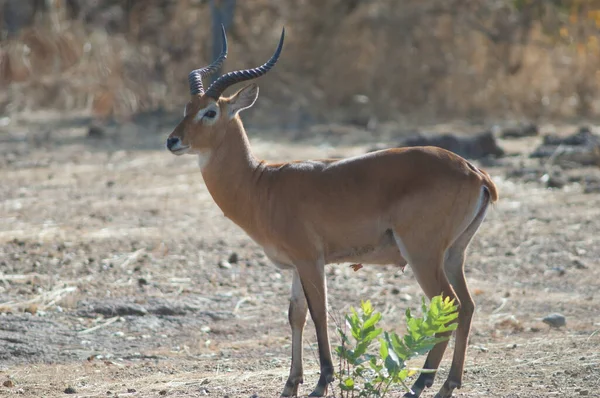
[281,270,308,397]
[433,245,474,398]
[395,243,457,398]
[433,196,488,398]
[295,261,334,397]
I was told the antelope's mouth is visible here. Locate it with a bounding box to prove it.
[170,146,190,155]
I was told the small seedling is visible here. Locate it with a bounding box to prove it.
[335,295,459,397]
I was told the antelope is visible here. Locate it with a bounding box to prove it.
[166,27,499,398]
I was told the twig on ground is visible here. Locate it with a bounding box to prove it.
[77,316,120,335]
[120,248,146,269]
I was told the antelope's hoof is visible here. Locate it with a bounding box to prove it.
[280,377,303,397]
[308,371,334,397]
[434,379,461,398]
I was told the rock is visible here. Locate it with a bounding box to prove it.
[542,313,566,328]
[542,126,594,146]
[399,293,412,302]
[500,123,538,139]
[78,299,148,317]
[3,380,14,388]
[218,260,232,269]
[572,259,589,269]
[549,266,566,276]
[540,173,566,189]
[228,252,239,264]
[530,128,600,167]
[64,386,77,394]
[399,130,504,160]
[87,123,105,138]
[530,145,600,166]
[583,182,600,194]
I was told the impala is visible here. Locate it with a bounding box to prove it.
[166,27,499,398]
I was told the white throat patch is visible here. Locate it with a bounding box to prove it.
[198,150,212,170]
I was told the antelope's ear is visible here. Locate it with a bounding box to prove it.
[227,83,259,118]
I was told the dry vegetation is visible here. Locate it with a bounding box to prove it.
[1,1,600,397]
[2,0,600,126]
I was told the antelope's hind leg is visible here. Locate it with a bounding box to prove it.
[433,194,489,398]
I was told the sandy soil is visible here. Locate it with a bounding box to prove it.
[1,112,599,397]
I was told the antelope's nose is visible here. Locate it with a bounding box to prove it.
[166,137,180,150]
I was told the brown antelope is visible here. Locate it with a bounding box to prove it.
[166,27,499,398]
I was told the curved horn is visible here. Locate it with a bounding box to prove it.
[188,25,228,95]
[204,27,285,99]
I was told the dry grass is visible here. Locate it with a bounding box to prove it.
[1,1,600,128]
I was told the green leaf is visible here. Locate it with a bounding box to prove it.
[340,377,355,391]
[363,311,382,330]
[361,300,373,316]
[364,327,383,342]
[379,337,389,361]
[353,340,370,359]
[384,332,404,376]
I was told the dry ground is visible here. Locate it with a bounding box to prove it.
[1,112,599,398]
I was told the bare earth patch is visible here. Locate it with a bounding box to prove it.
[1,114,599,397]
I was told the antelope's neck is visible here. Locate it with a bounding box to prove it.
[200,120,264,228]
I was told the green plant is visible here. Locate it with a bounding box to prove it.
[335,295,459,397]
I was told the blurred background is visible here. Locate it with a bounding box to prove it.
[1,0,600,130]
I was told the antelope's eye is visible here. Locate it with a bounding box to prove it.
[204,110,217,118]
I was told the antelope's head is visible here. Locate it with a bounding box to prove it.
[166,27,285,156]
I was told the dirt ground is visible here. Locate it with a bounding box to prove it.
[1,111,599,398]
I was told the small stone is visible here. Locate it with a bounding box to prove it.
[127,388,136,393]
[87,124,105,138]
[3,380,14,388]
[542,313,566,328]
[159,390,167,396]
[580,389,589,396]
[541,173,566,189]
[218,260,232,269]
[64,386,77,394]
[399,293,412,302]
[138,278,149,286]
[228,252,239,264]
[572,259,589,269]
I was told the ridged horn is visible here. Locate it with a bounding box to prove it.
[188,24,228,95]
[204,27,285,99]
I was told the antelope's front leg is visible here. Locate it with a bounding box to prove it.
[281,270,308,397]
[296,261,335,397]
